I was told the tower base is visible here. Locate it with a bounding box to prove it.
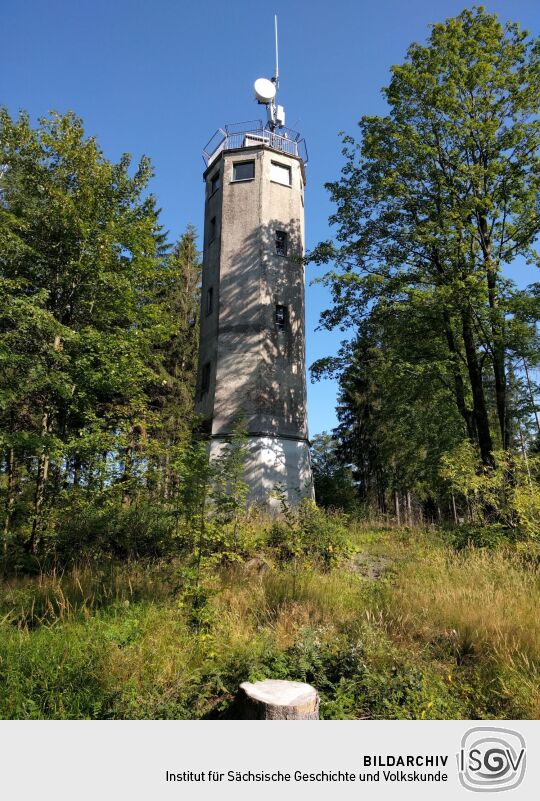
[210,435,314,508]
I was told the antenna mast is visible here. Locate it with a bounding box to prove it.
[274,14,279,87]
[253,15,285,131]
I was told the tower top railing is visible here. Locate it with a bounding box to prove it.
[203,120,308,168]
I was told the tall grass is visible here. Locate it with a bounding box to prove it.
[1,525,540,719]
[0,561,176,628]
[381,547,540,663]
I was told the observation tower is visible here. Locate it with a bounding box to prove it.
[195,18,313,504]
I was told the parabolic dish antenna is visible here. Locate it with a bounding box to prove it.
[254,77,276,103]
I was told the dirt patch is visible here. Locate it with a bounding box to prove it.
[350,553,392,580]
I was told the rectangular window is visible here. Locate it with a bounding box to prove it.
[271,161,291,186]
[275,304,288,331]
[210,172,220,194]
[232,161,255,182]
[205,287,213,316]
[201,362,211,395]
[275,230,288,257]
[209,216,216,242]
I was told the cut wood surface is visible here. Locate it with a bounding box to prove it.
[238,679,319,720]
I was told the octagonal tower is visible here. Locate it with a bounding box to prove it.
[195,122,313,505]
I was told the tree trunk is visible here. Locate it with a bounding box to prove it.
[73,457,81,487]
[163,451,170,501]
[238,680,319,720]
[29,410,51,553]
[3,446,16,558]
[451,493,458,524]
[394,490,401,526]
[406,491,412,526]
[443,314,477,442]
[376,468,386,514]
[519,429,532,488]
[122,445,133,507]
[121,429,134,507]
[479,217,508,449]
[461,309,494,465]
[486,267,508,448]
[523,360,540,436]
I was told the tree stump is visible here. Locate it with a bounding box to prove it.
[238,679,319,720]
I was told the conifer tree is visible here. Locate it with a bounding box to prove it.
[0,109,168,551]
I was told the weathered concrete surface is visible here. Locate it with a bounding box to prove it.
[195,141,314,506]
[238,679,319,720]
[209,435,313,507]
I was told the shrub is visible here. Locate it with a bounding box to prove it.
[267,499,354,568]
[440,443,540,536]
[53,500,179,562]
[444,523,510,550]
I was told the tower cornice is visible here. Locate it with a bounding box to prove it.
[203,143,307,185]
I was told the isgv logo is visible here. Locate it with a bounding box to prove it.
[458,727,526,792]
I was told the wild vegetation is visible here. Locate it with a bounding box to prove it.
[0,109,201,567]
[2,517,540,719]
[1,6,540,721]
[311,7,540,524]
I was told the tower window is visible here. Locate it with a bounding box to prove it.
[271,161,291,186]
[232,161,255,182]
[209,216,216,242]
[201,362,211,395]
[205,287,213,316]
[210,172,220,194]
[275,230,288,257]
[275,304,288,331]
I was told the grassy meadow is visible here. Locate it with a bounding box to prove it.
[1,517,540,720]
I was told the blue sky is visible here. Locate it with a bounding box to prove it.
[3,0,539,435]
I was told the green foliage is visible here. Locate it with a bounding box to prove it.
[210,422,250,559]
[512,478,540,538]
[310,432,359,510]
[310,6,540,520]
[0,109,201,559]
[53,501,179,561]
[172,426,251,563]
[441,441,540,535]
[268,498,354,568]
[0,622,116,719]
[3,12,540,722]
[444,523,509,550]
[324,307,466,515]
[3,521,540,720]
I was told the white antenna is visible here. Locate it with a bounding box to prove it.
[253,14,285,131]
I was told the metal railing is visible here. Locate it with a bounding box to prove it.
[203,120,308,167]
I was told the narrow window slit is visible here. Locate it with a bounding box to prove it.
[275,230,288,257]
[275,304,288,331]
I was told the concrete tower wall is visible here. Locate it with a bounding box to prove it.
[196,144,313,505]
